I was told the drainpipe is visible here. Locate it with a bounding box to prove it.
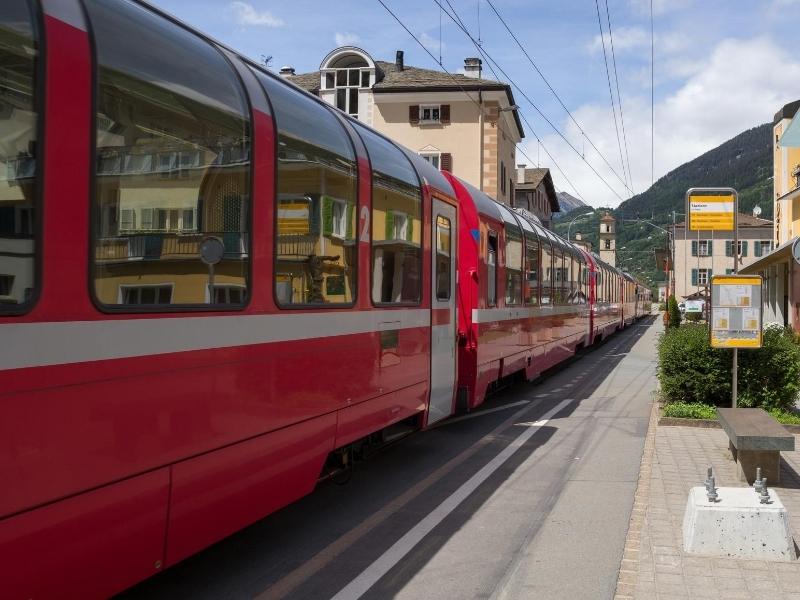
[479,90,484,191]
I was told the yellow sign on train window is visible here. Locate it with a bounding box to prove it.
[689,195,735,231]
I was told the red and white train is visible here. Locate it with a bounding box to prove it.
[0,0,652,596]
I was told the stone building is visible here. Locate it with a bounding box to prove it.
[284,47,524,205]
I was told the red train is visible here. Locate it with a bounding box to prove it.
[0,0,652,596]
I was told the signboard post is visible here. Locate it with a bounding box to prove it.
[686,187,741,407]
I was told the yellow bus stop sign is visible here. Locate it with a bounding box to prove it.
[689,194,735,231]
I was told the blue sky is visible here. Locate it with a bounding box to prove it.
[149,0,800,207]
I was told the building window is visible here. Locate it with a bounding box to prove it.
[87,0,251,309]
[500,162,506,194]
[604,239,611,250]
[256,70,358,306]
[420,104,441,123]
[210,284,246,304]
[754,240,772,257]
[698,240,711,256]
[419,152,440,169]
[326,66,368,118]
[120,284,174,305]
[692,268,712,286]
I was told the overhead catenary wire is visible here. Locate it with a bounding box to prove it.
[374,0,586,203]
[433,0,628,203]
[650,0,655,188]
[593,0,629,196]
[604,0,634,194]
[485,0,635,198]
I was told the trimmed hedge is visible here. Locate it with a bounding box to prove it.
[658,325,800,411]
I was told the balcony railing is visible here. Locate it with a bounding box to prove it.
[277,233,317,257]
[95,232,248,262]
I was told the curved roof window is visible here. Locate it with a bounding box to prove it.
[329,54,368,69]
[320,48,376,118]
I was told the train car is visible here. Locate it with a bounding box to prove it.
[445,175,591,410]
[583,251,623,342]
[0,0,462,596]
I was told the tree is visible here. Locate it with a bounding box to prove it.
[667,295,681,328]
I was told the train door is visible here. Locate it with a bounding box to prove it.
[428,198,457,425]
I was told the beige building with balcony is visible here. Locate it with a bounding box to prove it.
[673,213,773,299]
[286,47,524,205]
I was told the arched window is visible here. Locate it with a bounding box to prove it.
[320,49,375,119]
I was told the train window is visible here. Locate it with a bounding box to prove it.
[255,71,358,306]
[0,0,39,312]
[504,227,522,306]
[352,122,422,305]
[87,0,251,309]
[487,231,497,307]
[435,215,451,300]
[552,249,565,305]
[524,236,539,306]
[540,239,552,305]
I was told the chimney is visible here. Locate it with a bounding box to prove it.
[395,50,404,72]
[516,164,526,185]
[464,57,482,78]
[279,66,295,77]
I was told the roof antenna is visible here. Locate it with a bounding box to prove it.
[477,0,482,47]
[439,5,443,65]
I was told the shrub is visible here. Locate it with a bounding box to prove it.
[685,312,702,322]
[662,401,717,420]
[658,325,800,411]
[658,302,667,312]
[666,295,681,328]
[659,325,729,404]
[769,408,800,425]
[737,326,800,410]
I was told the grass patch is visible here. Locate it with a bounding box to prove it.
[768,408,800,425]
[662,402,800,425]
[662,402,717,420]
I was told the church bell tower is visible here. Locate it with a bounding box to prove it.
[599,212,616,267]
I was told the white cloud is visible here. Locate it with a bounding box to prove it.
[588,27,689,57]
[418,32,445,55]
[527,37,800,207]
[229,1,283,27]
[628,0,692,16]
[335,32,360,47]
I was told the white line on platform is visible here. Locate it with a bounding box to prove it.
[434,400,531,427]
[328,397,574,600]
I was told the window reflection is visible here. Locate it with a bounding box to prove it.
[435,215,451,301]
[86,0,251,308]
[256,70,358,305]
[525,237,539,306]
[505,227,522,305]
[353,123,422,305]
[0,0,37,309]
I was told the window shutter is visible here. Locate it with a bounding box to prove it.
[707,241,713,255]
[755,241,762,257]
[346,203,354,239]
[385,208,394,239]
[691,240,697,256]
[441,152,452,172]
[309,196,320,234]
[409,105,420,124]
[322,195,333,236]
[742,241,748,257]
[691,269,698,286]
[441,104,450,124]
[406,216,413,242]
[725,240,732,257]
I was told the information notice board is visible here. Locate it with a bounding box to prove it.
[710,275,762,348]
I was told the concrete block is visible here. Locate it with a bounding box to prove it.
[682,487,796,561]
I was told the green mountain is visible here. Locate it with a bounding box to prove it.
[553,123,773,288]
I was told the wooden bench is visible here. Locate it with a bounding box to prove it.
[717,408,795,484]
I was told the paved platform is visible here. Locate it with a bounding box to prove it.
[615,406,800,599]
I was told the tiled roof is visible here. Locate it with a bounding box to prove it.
[514,168,559,212]
[675,213,773,228]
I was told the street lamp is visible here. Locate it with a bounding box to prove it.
[566,207,595,241]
